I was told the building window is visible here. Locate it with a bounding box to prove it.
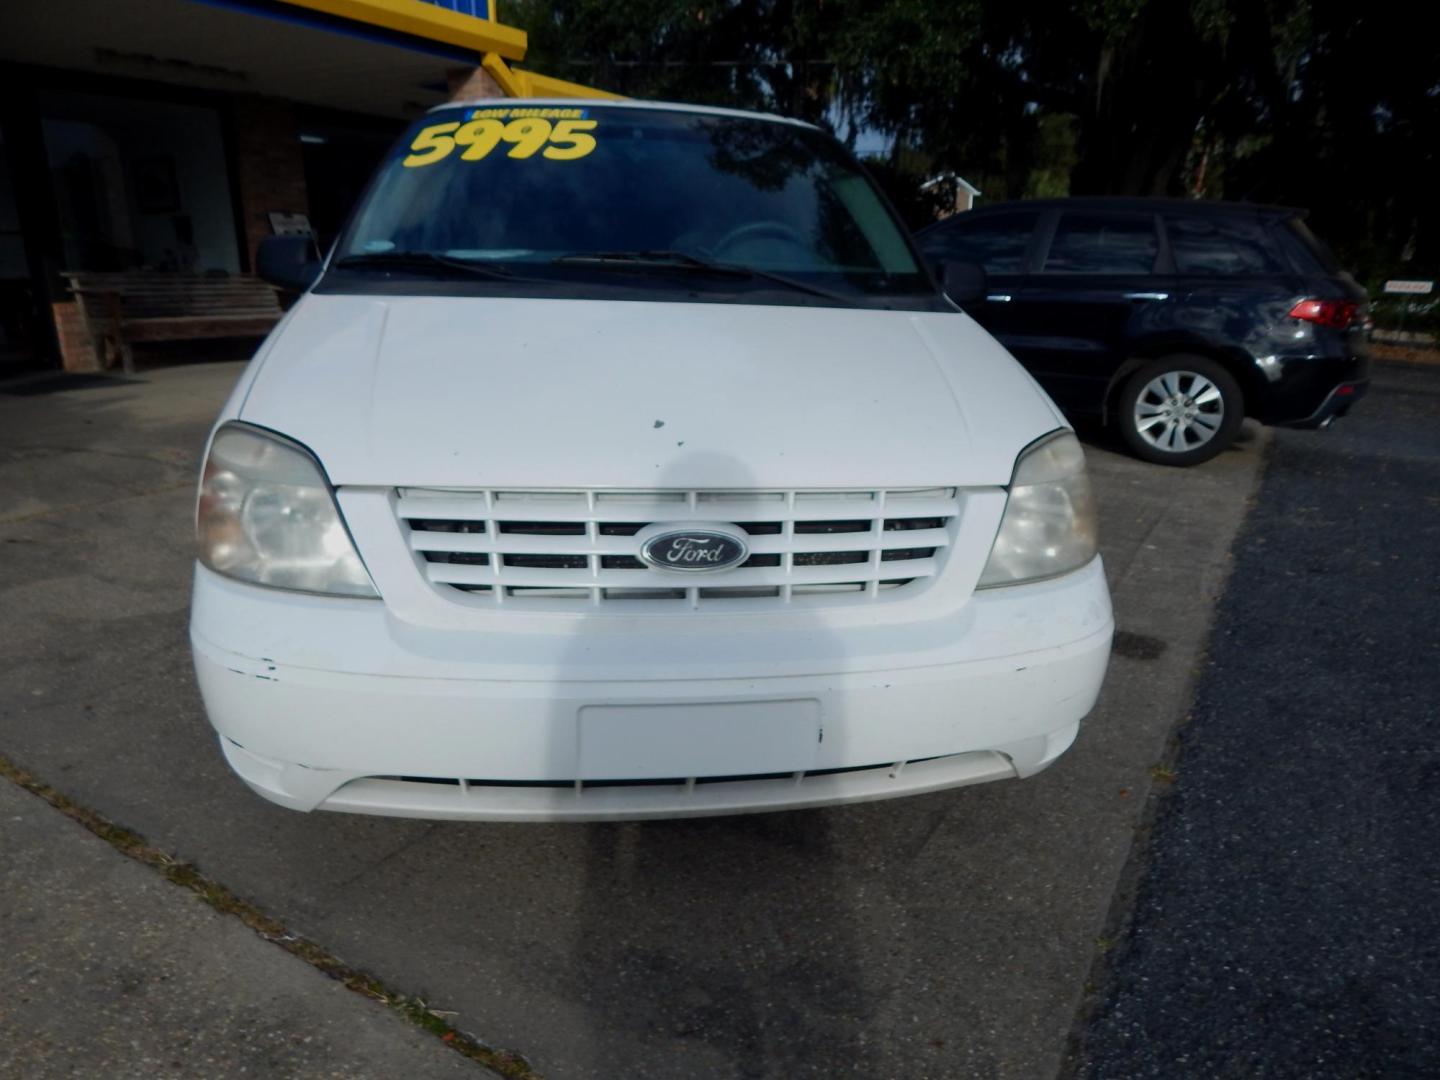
[39,91,240,273]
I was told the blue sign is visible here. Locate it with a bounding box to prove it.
[417,0,497,18]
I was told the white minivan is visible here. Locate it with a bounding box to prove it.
[190,99,1113,821]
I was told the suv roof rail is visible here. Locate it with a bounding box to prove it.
[961,196,1306,218]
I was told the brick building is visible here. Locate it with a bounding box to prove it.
[0,0,604,373]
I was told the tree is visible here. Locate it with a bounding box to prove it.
[506,0,1439,275]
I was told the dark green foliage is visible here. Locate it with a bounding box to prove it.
[1370,297,1439,334]
[506,0,1437,280]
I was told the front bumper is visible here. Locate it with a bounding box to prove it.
[190,558,1113,821]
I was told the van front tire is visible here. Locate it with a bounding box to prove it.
[1116,355,1243,466]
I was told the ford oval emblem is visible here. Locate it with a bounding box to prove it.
[639,526,749,573]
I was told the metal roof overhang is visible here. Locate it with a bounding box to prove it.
[0,0,524,118]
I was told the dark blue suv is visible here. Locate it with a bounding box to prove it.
[918,198,1370,465]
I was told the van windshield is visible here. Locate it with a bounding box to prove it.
[328,104,936,309]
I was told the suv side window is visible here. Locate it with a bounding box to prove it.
[1042,212,1158,274]
[925,212,1039,274]
[1165,214,1285,275]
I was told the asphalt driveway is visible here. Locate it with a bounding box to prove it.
[0,360,1262,1079]
[1077,361,1440,1077]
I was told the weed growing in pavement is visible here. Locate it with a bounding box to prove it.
[0,751,544,1080]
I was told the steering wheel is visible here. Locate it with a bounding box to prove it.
[712,220,809,255]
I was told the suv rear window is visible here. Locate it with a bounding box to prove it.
[1043,213,1157,274]
[1165,214,1285,275]
[924,211,1038,274]
[1280,217,1343,274]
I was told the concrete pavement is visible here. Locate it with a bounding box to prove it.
[0,360,1265,1078]
[0,765,489,1079]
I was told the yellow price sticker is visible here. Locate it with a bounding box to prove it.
[403,117,598,168]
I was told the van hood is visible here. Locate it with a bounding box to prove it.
[238,295,1063,489]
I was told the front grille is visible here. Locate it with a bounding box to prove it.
[396,487,961,609]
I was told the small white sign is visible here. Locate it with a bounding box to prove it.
[1383,279,1434,295]
[268,212,313,238]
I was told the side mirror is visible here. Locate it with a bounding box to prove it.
[936,259,986,305]
[256,235,322,292]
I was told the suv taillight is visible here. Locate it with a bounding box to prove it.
[1288,298,1358,329]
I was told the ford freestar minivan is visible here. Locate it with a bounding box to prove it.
[190,100,1113,821]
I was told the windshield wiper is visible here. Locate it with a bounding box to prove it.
[332,251,521,281]
[551,250,864,306]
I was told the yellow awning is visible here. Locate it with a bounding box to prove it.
[276,0,528,60]
[276,0,620,98]
[481,54,625,100]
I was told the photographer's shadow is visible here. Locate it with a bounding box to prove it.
[539,451,879,1079]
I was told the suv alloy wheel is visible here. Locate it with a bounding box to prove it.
[1116,355,1244,466]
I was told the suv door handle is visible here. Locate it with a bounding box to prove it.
[1123,291,1170,301]
[985,293,1013,303]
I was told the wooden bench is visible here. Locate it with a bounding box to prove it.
[62,271,283,374]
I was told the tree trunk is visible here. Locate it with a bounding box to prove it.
[1071,2,1216,196]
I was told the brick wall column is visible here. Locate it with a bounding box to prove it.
[232,96,310,270]
[447,66,505,101]
[52,300,100,372]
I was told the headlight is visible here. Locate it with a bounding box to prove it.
[978,430,1098,588]
[197,423,378,598]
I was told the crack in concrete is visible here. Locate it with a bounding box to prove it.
[0,441,192,470]
[0,481,196,526]
[324,822,444,895]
